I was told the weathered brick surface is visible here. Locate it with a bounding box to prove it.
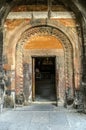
[3,11,81,104]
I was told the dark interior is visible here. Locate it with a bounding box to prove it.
[35,57,56,102]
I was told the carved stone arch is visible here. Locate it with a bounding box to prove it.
[6,19,80,72]
[8,19,77,50]
[15,25,74,103]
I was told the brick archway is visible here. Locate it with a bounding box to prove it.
[15,25,74,103]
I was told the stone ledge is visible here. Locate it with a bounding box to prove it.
[7,11,75,19]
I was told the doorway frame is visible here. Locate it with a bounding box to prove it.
[32,55,58,103]
[15,25,75,105]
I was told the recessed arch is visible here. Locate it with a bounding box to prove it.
[15,25,74,103]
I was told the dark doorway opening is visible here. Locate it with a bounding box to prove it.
[34,57,56,102]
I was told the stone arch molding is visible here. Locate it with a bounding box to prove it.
[15,25,74,102]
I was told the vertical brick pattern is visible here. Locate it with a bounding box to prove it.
[23,63,32,101]
[64,45,73,97]
[16,44,23,94]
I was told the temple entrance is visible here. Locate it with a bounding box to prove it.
[32,57,57,103]
[15,26,75,106]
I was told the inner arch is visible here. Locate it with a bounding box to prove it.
[24,35,63,49]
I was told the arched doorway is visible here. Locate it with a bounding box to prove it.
[33,56,56,103]
[15,25,74,105]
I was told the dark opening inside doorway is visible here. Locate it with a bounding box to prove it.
[33,57,57,102]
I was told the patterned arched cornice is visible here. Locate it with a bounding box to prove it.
[9,19,79,54]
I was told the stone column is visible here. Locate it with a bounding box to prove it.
[75,20,86,112]
[0,15,4,110]
[81,21,86,112]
